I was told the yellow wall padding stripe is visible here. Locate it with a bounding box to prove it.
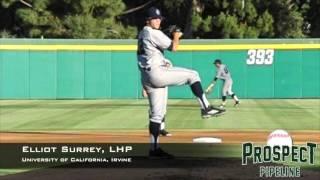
[0,44,319,51]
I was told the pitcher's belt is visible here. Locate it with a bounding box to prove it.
[142,67,151,71]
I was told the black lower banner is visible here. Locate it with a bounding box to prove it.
[0,143,239,168]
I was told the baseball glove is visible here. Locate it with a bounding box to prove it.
[163,25,183,39]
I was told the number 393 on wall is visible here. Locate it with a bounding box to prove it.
[246,49,274,65]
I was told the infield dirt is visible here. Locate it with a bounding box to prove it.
[1,130,319,144]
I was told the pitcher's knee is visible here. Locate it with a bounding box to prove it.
[228,91,234,96]
[188,70,201,84]
[222,91,228,97]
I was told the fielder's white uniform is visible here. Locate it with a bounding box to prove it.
[215,64,234,96]
[137,26,200,124]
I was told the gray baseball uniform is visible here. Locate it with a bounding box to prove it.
[137,26,200,123]
[215,64,234,96]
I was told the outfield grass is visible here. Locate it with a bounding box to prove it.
[0,169,31,176]
[0,99,319,131]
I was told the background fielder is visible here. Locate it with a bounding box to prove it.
[206,59,240,107]
[137,7,225,158]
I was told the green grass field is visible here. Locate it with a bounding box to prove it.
[0,99,319,131]
[0,99,319,176]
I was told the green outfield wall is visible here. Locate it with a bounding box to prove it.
[0,39,319,99]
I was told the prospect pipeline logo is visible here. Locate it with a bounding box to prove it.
[241,129,317,178]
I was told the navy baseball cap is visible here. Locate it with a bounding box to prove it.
[214,59,222,64]
[146,7,164,20]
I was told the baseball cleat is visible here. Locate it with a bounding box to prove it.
[149,148,174,159]
[160,129,172,136]
[234,101,240,107]
[201,105,226,119]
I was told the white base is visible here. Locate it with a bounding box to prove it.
[192,137,222,143]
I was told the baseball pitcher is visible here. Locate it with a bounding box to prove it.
[137,7,225,158]
[205,59,240,108]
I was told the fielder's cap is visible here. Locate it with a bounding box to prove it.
[146,7,164,20]
[214,59,222,64]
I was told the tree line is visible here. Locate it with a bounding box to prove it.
[0,0,319,39]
